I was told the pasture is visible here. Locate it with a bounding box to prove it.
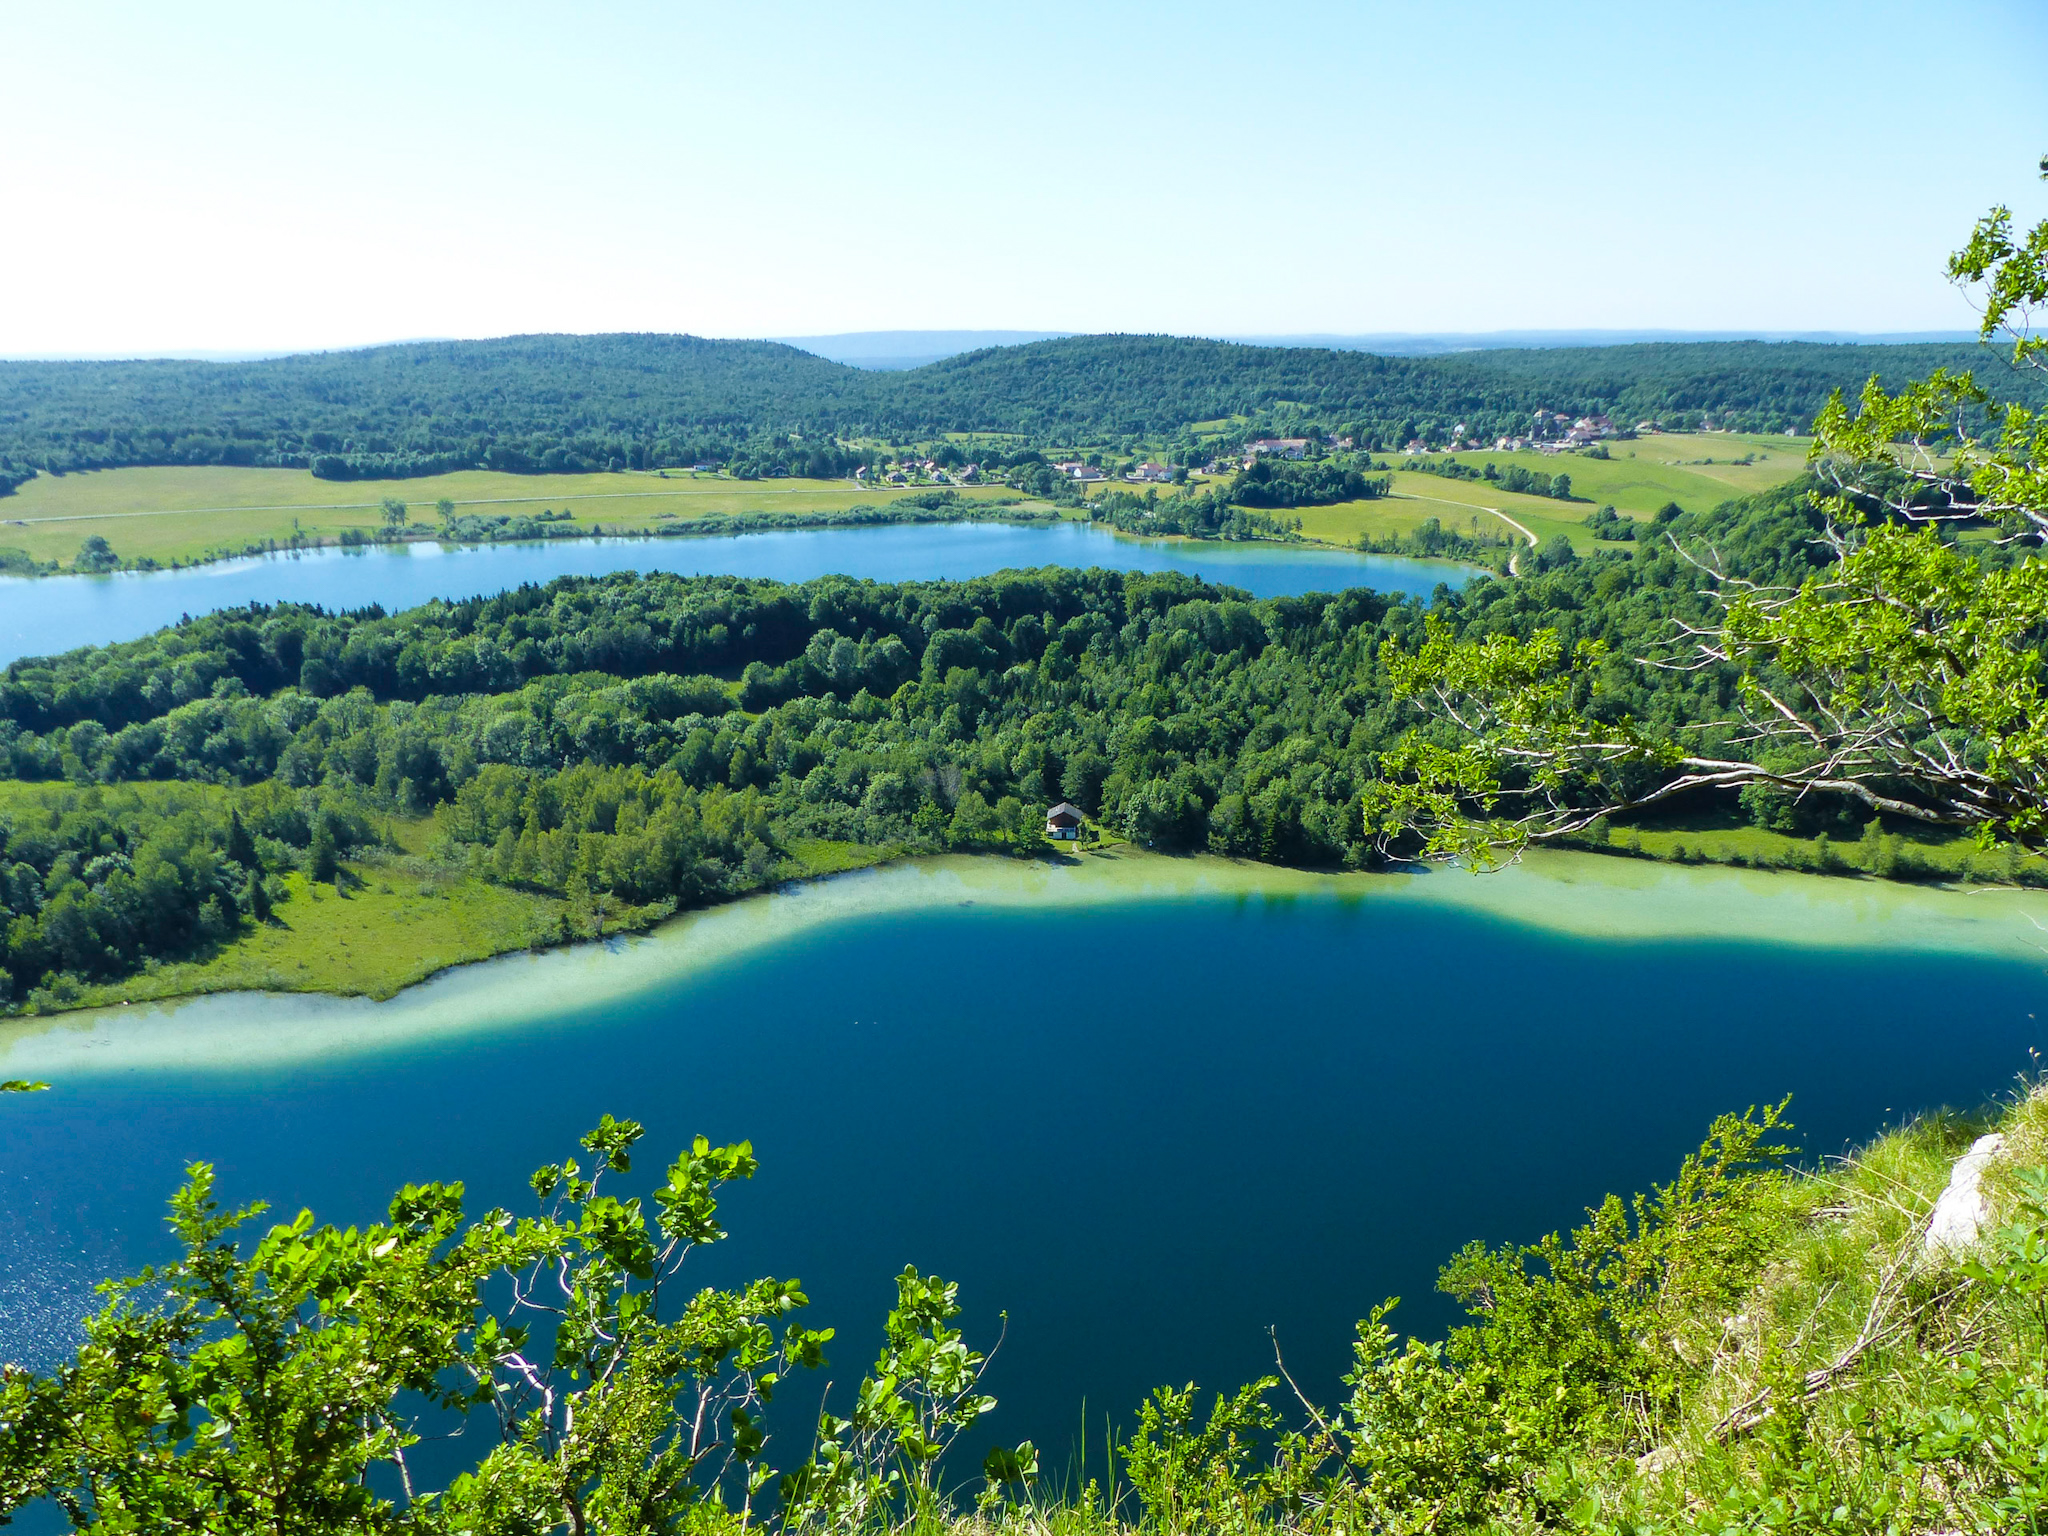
[0,466,1028,569]
[1292,432,1812,554]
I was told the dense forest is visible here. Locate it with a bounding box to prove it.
[0,478,1892,1009]
[1,333,2037,486]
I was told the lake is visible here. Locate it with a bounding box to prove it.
[1,850,2041,1479]
[0,522,1478,665]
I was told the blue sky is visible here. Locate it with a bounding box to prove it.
[2,0,2043,353]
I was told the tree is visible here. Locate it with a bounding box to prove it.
[224,807,257,869]
[1365,158,2048,863]
[381,497,409,531]
[0,1119,1006,1534]
[308,818,338,883]
[73,535,117,573]
[435,497,456,525]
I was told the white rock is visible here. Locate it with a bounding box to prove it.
[1925,1133,2005,1254]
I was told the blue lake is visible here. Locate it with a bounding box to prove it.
[1,854,2041,1480]
[0,523,1477,665]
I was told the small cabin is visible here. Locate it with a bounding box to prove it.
[1044,801,1084,840]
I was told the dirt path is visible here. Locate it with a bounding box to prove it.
[1397,490,1540,574]
[1486,507,1539,574]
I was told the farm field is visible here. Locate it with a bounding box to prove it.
[1293,483,1593,553]
[1292,432,1811,554]
[0,465,1029,569]
[1430,431,1811,508]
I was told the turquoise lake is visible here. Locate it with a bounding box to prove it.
[1,853,2042,1474]
[0,522,1477,665]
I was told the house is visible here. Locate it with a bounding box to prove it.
[1125,462,1173,483]
[1245,437,1309,459]
[1045,801,1085,840]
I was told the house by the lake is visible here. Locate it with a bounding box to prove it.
[1045,801,1084,840]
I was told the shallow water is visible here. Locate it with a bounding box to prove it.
[0,523,1477,664]
[1,851,2042,1472]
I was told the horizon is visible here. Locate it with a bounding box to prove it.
[3,1,2043,355]
[0,325,1995,368]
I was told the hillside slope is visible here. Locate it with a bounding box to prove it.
[1,332,2035,483]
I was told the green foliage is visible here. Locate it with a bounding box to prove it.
[0,782,358,1007]
[1,477,1881,1006]
[0,1159,518,1531]
[1122,1380,1296,1535]
[73,535,117,573]
[1406,455,1579,501]
[1090,458,1391,542]
[1361,162,2048,863]
[781,1267,1000,1530]
[0,1120,1014,1536]
[3,334,2036,483]
[11,1099,2048,1534]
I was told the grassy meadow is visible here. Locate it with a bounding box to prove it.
[1292,432,1813,553]
[0,766,911,1016]
[0,465,1034,570]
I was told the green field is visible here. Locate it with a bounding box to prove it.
[1286,432,1812,554]
[0,465,1034,570]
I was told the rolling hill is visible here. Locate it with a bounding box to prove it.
[0,332,2034,488]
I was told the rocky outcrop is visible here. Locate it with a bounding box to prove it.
[1925,1133,2005,1254]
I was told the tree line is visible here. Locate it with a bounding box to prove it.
[0,477,1905,1008]
[4,333,2036,488]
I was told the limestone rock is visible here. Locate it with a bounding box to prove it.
[1924,1133,2005,1254]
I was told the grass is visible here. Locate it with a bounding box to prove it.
[50,834,915,1015]
[1284,433,1812,556]
[777,837,905,880]
[0,773,911,1017]
[1572,812,2048,884]
[0,465,1036,570]
[61,859,568,1010]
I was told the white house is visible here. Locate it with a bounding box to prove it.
[1044,802,1084,840]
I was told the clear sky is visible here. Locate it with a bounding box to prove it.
[2,0,2043,355]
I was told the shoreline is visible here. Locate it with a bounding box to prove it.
[6,845,2047,1080]
[3,479,1481,585]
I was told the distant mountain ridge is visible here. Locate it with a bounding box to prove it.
[771,330,1072,370]
[768,327,1984,368]
[0,331,2034,484]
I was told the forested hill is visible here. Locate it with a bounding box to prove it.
[869,334,2025,440]
[0,335,866,482]
[1,332,2035,483]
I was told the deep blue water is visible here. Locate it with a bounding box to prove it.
[0,523,1476,665]
[0,891,2040,1481]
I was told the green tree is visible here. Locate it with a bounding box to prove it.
[0,1120,1007,1535]
[380,497,409,531]
[947,789,1000,848]
[307,818,338,883]
[73,535,117,573]
[1366,157,2048,862]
